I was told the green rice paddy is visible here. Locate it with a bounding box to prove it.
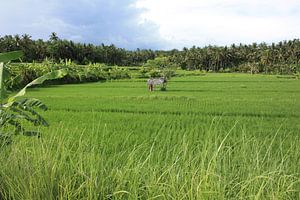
[0,73,299,199]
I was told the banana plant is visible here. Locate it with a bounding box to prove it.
[0,51,67,144]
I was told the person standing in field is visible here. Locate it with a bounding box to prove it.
[147,78,154,91]
[147,77,167,91]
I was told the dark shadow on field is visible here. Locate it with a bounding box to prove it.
[22,85,61,92]
[19,80,110,92]
[19,80,108,90]
[50,107,299,119]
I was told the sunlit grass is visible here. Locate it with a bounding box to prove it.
[0,73,299,199]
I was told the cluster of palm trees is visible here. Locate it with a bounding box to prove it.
[0,33,299,74]
[0,33,155,66]
[169,40,300,73]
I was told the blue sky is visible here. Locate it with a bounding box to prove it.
[1,0,300,50]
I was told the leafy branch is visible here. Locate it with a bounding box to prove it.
[0,51,67,144]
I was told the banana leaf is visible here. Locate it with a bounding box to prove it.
[0,51,23,63]
[5,69,68,105]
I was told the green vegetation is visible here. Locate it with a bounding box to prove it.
[6,59,178,90]
[0,73,299,199]
[1,34,300,74]
[0,51,67,142]
[7,61,132,89]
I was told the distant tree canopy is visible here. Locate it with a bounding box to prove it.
[170,42,300,74]
[0,33,300,74]
[0,33,156,66]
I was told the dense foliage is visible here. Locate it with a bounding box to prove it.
[1,33,300,74]
[169,42,300,74]
[5,56,179,89]
[0,33,155,66]
[6,61,136,89]
[0,51,67,143]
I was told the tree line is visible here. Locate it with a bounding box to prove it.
[1,33,300,74]
[0,33,156,66]
[169,41,300,74]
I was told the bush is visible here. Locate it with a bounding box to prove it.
[137,67,150,78]
[149,69,162,78]
[236,63,260,74]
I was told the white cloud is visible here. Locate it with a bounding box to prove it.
[136,0,300,49]
[1,0,299,49]
[0,0,165,49]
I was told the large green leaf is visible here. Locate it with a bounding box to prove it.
[5,69,67,105]
[0,51,23,63]
[0,63,4,101]
[1,51,67,139]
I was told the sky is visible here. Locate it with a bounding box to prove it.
[0,0,300,50]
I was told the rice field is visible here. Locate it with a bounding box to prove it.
[0,73,299,199]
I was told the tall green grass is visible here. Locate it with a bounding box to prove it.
[0,73,299,199]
